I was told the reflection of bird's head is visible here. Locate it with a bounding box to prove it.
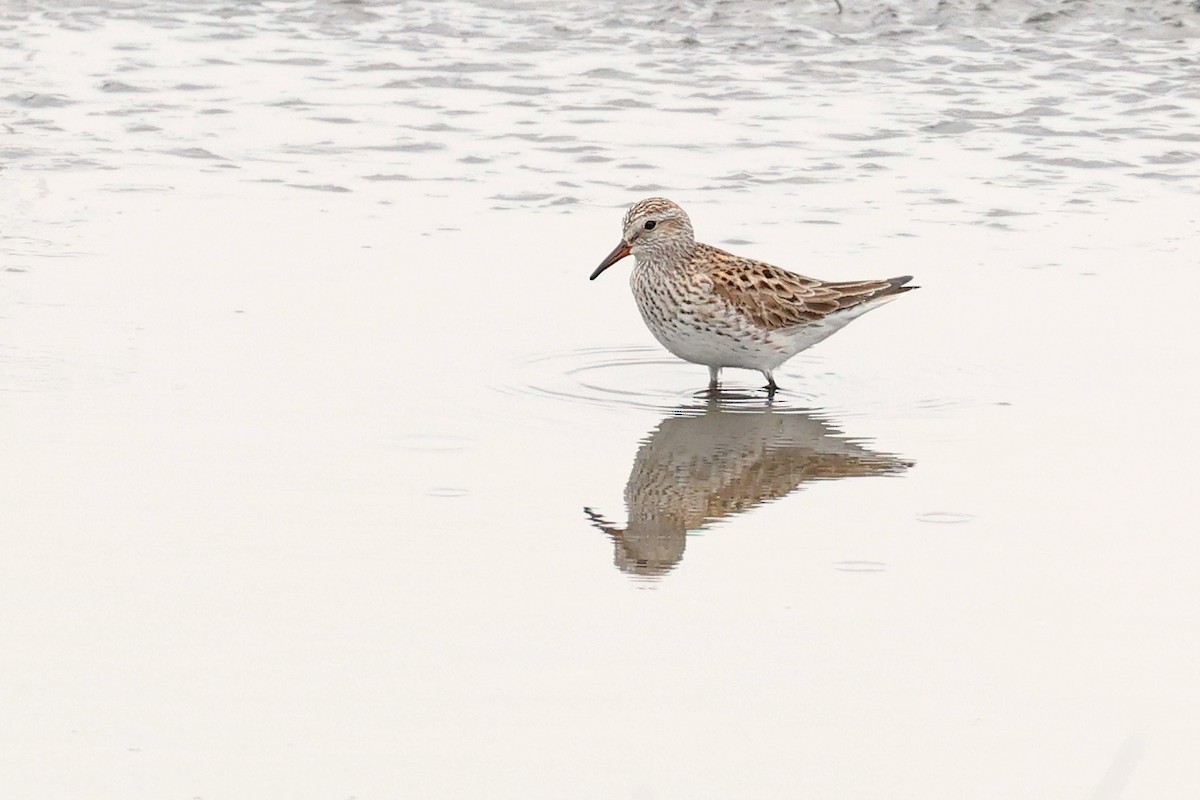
[584,507,686,578]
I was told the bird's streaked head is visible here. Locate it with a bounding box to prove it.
[590,197,694,280]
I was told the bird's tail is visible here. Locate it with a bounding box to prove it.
[882,275,918,296]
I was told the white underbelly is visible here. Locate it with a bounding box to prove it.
[640,311,791,369]
[638,304,867,370]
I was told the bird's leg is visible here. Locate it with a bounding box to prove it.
[707,366,721,390]
[761,370,778,394]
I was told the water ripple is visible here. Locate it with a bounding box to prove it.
[495,346,819,414]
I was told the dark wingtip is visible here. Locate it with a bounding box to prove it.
[887,275,919,293]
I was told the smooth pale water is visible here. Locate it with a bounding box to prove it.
[3,1,1199,797]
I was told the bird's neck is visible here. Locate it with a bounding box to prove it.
[634,238,698,273]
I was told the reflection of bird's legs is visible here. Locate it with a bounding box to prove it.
[583,507,621,540]
[707,366,721,390]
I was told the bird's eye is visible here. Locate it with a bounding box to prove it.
[644,220,657,230]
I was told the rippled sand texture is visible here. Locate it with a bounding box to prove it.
[3,1,1200,798]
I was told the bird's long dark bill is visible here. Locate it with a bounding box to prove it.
[589,241,631,280]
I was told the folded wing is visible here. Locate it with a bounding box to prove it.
[696,244,915,331]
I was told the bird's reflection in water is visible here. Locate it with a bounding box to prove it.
[584,394,911,579]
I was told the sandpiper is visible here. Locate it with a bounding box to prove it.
[589,198,916,391]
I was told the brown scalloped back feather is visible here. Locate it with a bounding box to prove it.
[695,243,916,331]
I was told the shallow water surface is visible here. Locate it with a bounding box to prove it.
[3,1,1200,797]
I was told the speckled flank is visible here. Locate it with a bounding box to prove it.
[596,197,916,389]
